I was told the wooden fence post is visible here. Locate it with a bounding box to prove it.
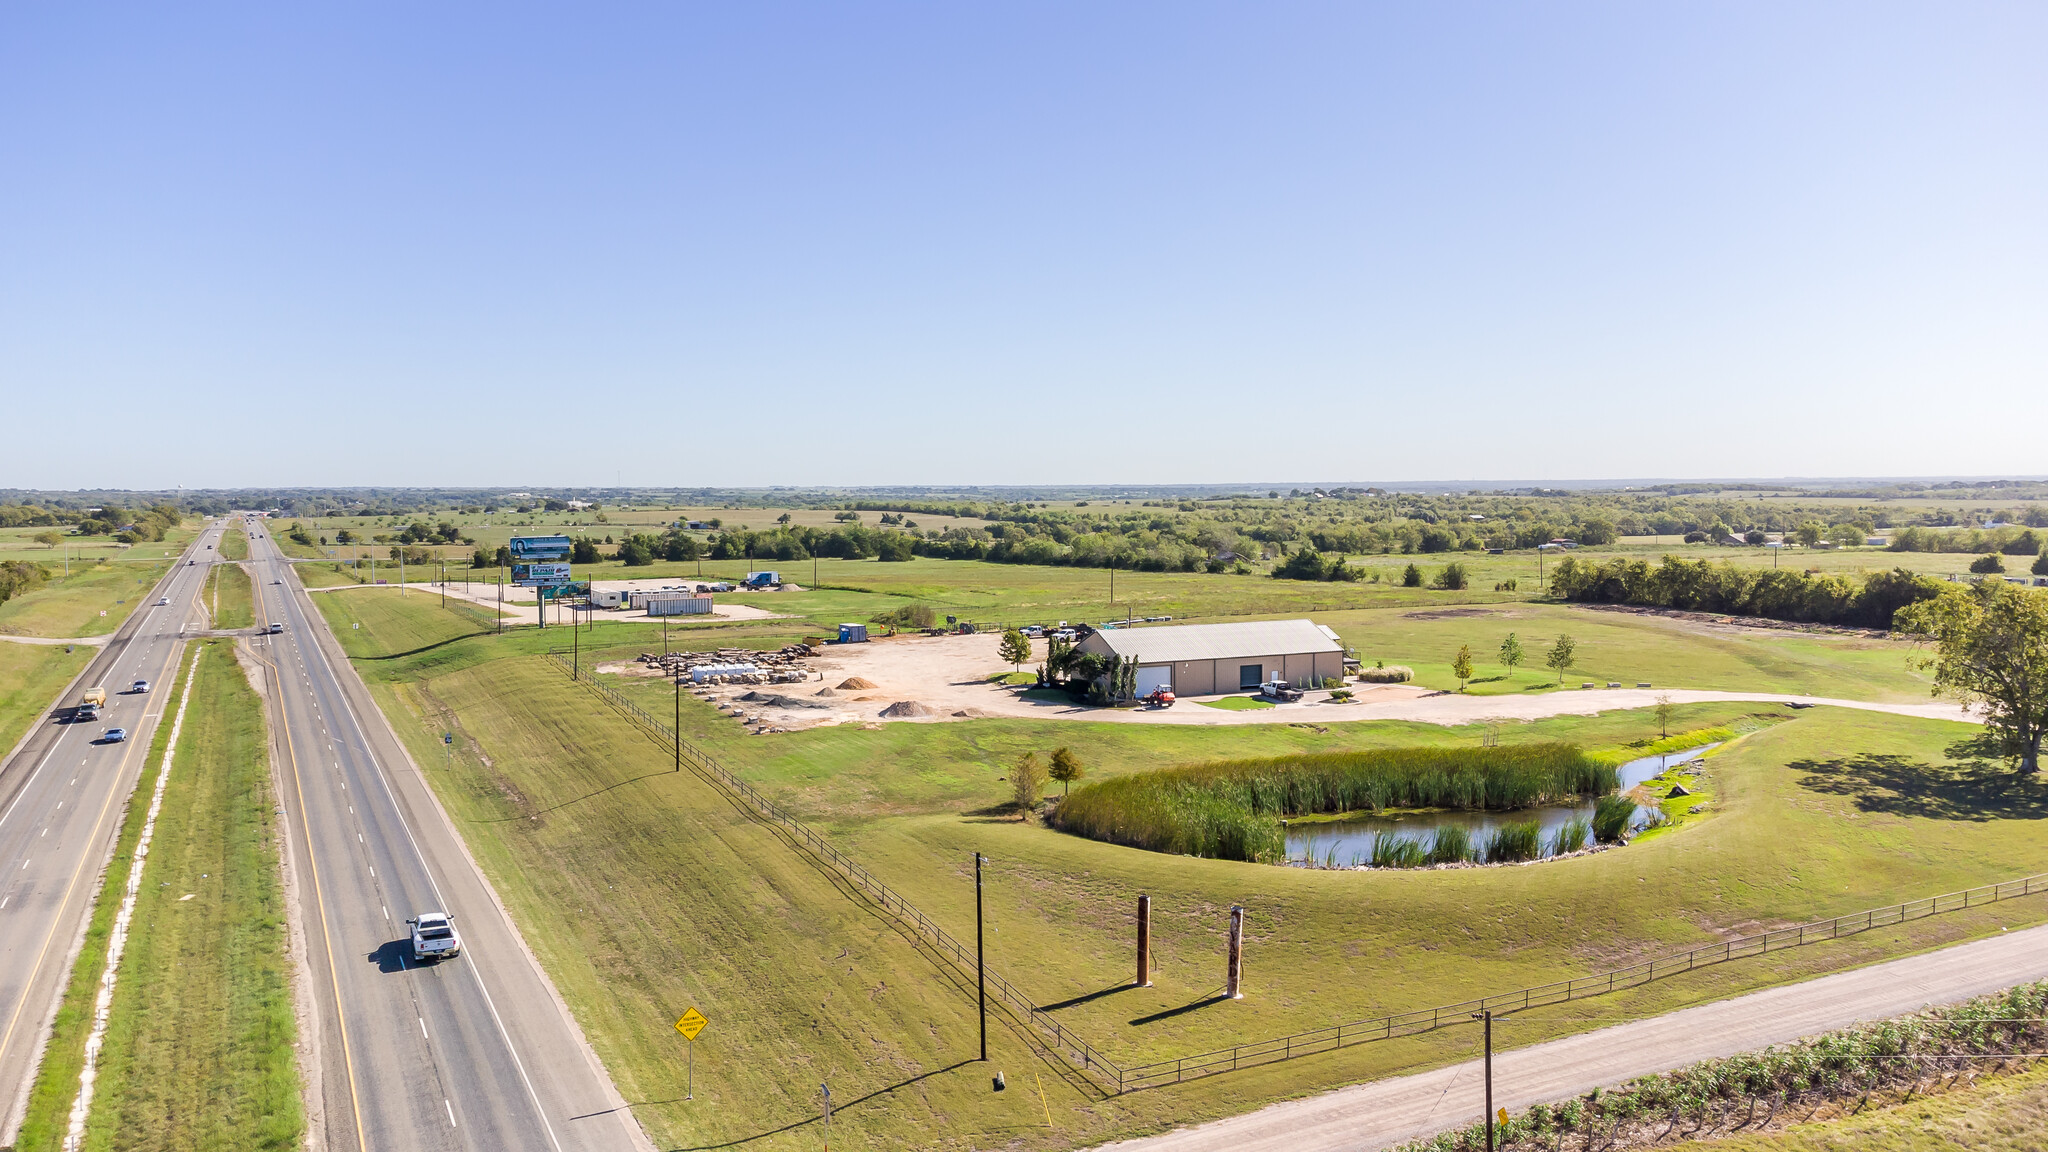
[1137,895,1152,987]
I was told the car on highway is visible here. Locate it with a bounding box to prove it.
[267,622,283,634]
[156,597,169,605]
[102,728,128,743]
[272,579,283,585]
[408,912,462,962]
[131,679,150,694]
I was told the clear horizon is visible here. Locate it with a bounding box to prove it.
[4,4,2043,489]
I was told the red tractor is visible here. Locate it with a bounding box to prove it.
[1143,687,1176,709]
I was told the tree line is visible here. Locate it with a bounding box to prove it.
[1548,555,1944,629]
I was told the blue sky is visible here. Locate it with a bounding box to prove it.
[3,3,2042,489]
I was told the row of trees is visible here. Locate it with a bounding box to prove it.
[1548,556,1943,629]
[1450,633,1576,690]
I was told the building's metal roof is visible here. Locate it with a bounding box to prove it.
[1078,619,1342,665]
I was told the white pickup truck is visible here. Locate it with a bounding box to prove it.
[408,912,462,962]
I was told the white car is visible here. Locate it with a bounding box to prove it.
[408,912,462,962]
[131,679,150,694]
[156,597,170,606]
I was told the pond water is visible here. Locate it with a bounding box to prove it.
[1282,743,1721,867]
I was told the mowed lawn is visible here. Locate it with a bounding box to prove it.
[315,590,2048,1149]
[206,561,255,630]
[76,641,301,1149]
[0,558,179,638]
[1318,601,1936,702]
[0,640,93,757]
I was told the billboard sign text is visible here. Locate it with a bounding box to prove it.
[509,535,574,562]
[513,562,573,587]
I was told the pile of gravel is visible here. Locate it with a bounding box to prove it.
[878,700,937,718]
[737,690,831,710]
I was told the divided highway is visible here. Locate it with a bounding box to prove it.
[0,523,223,1142]
[243,524,646,1151]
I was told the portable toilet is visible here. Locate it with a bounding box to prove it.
[837,623,869,644]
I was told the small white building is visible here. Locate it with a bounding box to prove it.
[1074,618,1346,697]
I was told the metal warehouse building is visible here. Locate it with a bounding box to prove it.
[1074,618,1347,698]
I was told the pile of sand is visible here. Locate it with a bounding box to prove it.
[951,708,994,719]
[878,700,937,718]
[738,691,830,710]
[838,677,879,690]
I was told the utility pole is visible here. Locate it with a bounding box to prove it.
[674,674,682,772]
[975,852,988,1061]
[1471,1009,1507,1151]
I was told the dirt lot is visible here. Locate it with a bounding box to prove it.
[605,631,1974,736]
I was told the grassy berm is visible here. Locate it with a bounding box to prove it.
[316,589,2048,1151]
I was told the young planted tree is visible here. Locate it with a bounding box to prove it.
[1898,582,2048,775]
[1499,632,1524,677]
[1546,633,1577,683]
[1012,752,1049,819]
[1048,747,1085,796]
[1655,694,1675,738]
[998,628,1032,672]
[1401,563,1424,588]
[1452,645,1474,692]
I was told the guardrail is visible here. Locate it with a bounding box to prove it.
[543,649,2048,1094]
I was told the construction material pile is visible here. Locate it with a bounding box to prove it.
[636,646,814,685]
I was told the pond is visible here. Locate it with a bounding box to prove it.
[1282,744,1720,867]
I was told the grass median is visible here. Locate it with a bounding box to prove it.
[205,562,255,631]
[11,640,301,1151]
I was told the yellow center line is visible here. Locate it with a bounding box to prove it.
[264,588,371,1152]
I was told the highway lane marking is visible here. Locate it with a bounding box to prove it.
[289,565,570,1151]
[0,635,186,1082]
[446,1099,457,1128]
[419,1016,428,1039]
[261,642,372,1152]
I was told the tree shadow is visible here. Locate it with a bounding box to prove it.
[1791,753,2048,822]
[1129,991,1234,1027]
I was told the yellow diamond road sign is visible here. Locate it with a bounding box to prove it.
[675,1008,708,1041]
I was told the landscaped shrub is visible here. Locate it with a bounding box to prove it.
[1357,665,1414,683]
[1050,744,1613,862]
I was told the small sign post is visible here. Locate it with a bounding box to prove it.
[675,1008,708,1100]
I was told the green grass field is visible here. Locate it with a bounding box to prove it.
[206,563,255,630]
[11,648,200,1151]
[0,640,93,757]
[310,588,2048,1149]
[217,527,248,561]
[68,640,301,1150]
[0,558,180,639]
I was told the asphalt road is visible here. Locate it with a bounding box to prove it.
[243,524,647,1152]
[0,523,222,1142]
[1099,923,2048,1152]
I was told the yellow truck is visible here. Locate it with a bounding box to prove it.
[78,686,106,721]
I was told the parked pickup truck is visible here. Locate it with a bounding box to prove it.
[408,912,462,962]
[1258,679,1304,703]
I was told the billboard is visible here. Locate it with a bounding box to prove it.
[513,562,573,588]
[509,535,574,562]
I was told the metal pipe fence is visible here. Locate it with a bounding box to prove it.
[544,649,2047,1095]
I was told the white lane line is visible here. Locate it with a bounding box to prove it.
[19,860,27,870]
[445,1099,457,1128]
